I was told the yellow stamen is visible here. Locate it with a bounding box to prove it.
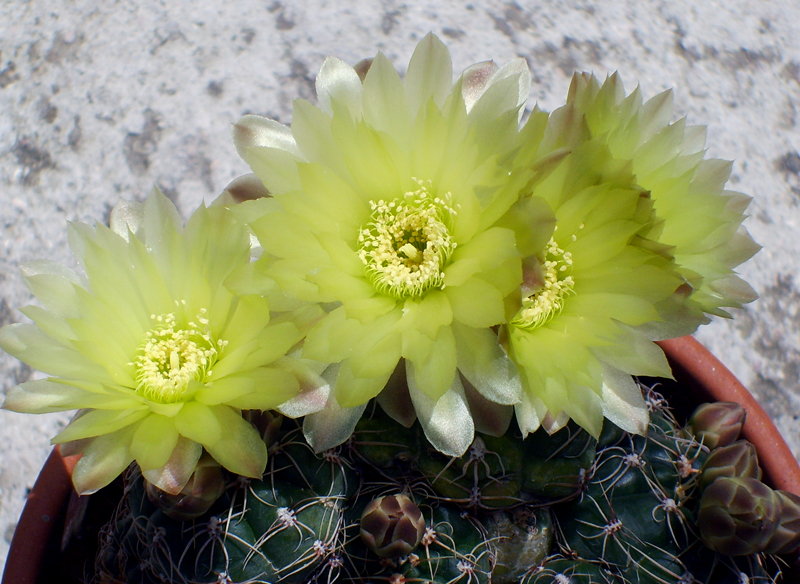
[357,179,457,299]
[513,237,575,330]
[133,311,223,403]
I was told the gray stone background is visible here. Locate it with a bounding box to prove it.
[2,0,800,572]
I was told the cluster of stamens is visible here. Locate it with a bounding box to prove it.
[514,236,575,330]
[357,179,457,299]
[133,305,226,403]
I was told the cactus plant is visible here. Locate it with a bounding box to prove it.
[83,388,796,584]
[3,33,796,584]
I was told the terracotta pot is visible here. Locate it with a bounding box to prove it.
[3,335,800,583]
[1,445,79,584]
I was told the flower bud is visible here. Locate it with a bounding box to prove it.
[685,402,746,449]
[699,440,761,491]
[146,455,226,520]
[243,409,283,448]
[698,477,781,556]
[765,490,800,555]
[360,494,426,558]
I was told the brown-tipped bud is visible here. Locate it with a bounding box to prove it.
[360,494,426,558]
[685,402,746,449]
[698,477,781,556]
[765,490,800,555]
[353,58,373,82]
[243,410,283,448]
[146,455,226,521]
[699,440,762,491]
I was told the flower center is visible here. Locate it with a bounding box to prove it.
[357,179,457,299]
[513,237,575,330]
[133,309,225,403]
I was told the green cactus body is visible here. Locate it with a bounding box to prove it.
[417,433,527,510]
[215,474,345,582]
[556,409,706,584]
[520,556,617,583]
[95,425,352,584]
[342,500,494,583]
[489,508,554,583]
[350,408,421,471]
[92,391,792,584]
[522,422,597,500]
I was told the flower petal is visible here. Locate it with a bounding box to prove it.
[445,276,505,328]
[468,58,530,122]
[221,173,271,203]
[407,366,473,457]
[362,51,411,149]
[21,260,84,318]
[247,146,303,194]
[316,56,363,119]
[174,401,222,446]
[333,358,394,408]
[445,227,519,286]
[130,413,180,471]
[52,407,149,444]
[232,114,301,160]
[601,363,649,436]
[203,407,267,478]
[453,323,522,405]
[495,195,556,258]
[459,60,499,112]
[591,324,673,378]
[0,324,111,383]
[303,307,360,363]
[142,436,203,495]
[403,326,457,400]
[292,99,351,179]
[225,367,301,410]
[405,33,453,117]
[303,399,368,453]
[2,379,140,414]
[274,359,332,418]
[109,198,145,241]
[71,424,137,495]
[462,378,513,437]
[515,390,548,438]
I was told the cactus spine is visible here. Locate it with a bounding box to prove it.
[91,387,797,584]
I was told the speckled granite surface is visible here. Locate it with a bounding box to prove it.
[2,0,800,573]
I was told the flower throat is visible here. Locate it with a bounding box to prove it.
[133,308,225,403]
[513,237,575,330]
[357,180,457,299]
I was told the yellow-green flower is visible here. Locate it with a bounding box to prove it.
[563,73,760,336]
[233,34,554,456]
[0,191,308,494]
[506,135,684,439]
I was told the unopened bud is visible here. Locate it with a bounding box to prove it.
[360,494,426,558]
[685,402,746,449]
[698,477,781,556]
[699,440,761,491]
[243,410,283,448]
[765,490,800,555]
[146,455,226,520]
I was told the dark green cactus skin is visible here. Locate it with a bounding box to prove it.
[92,389,792,584]
[520,555,617,583]
[557,408,703,584]
[353,406,596,510]
[94,426,352,584]
[522,422,597,500]
[340,498,495,583]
